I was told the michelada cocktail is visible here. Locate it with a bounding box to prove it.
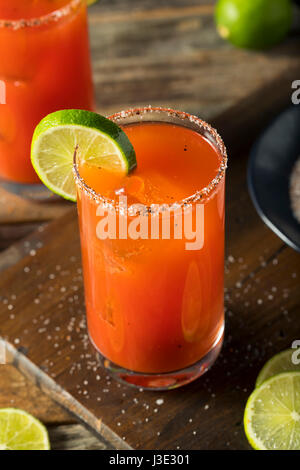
[75,108,227,389]
[30,107,227,390]
[0,0,94,193]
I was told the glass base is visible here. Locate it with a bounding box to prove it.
[94,326,224,391]
[0,179,60,201]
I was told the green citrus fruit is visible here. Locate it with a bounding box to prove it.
[0,408,50,450]
[31,110,137,202]
[244,372,300,450]
[215,0,292,50]
[256,349,300,388]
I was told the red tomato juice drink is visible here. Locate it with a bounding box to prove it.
[74,107,227,390]
[0,0,94,186]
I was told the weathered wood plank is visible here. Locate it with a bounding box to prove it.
[91,0,215,14]
[0,364,110,450]
[48,424,108,450]
[88,2,300,117]
[0,188,71,225]
[0,365,73,424]
[89,4,214,23]
[0,223,40,252]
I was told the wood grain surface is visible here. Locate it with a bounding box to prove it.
[1,0,300,450]
[0,136,299,449]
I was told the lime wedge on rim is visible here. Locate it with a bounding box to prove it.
[0,408,50,450]
[31,109,137,202]
[244,372,300,450]
[256,349,300,388]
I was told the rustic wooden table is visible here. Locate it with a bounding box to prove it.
[0,0,300,450]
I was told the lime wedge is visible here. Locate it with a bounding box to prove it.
[0,408,50,450]
[244,372,300,450]
[31,110,136,202]
[256,349,300,388]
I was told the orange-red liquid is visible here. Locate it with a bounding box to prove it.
[77,122,225,373]
[0,0,94,183]
[0,0,72,19]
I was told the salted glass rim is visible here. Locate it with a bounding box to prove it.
[73,106,228,209]
[0,0,82,29]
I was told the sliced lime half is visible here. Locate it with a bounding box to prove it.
[0,408,50,450]
[256,349,300,388]
[244,372,300,450]
[31,109,136,202]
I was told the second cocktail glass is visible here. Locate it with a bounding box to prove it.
[0,0,94,198]
[74,107,227,390]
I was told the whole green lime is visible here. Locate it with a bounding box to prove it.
[215,0,292,50]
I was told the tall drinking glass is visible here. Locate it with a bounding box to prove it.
[0,0,94,198]
[74,107,227,390]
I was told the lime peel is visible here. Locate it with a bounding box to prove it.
[0,408,50,450]
[31,109,137,202]
[244,372,300,450]
[256,348,300,388]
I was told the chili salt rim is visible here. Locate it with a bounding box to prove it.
[0,0,82,30]
[73,106,228,210]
